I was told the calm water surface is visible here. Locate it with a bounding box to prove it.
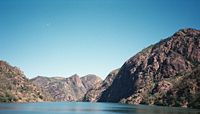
[0,102,199,114]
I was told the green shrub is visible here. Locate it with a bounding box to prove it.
[0,92,17,102]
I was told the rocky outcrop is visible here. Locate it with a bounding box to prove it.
[98,28,200,108]
[83,69,119,102]
[31,74,102,101]
[81,74,102,91]
[0,61,52,102]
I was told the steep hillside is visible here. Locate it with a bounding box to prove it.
[161,66,200,108]
[98,28,200,108]
[0,61,52,102]
[81,74,102,90]
[83,69,119,102]
[31,74,102,101]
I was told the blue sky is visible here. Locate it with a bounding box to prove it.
[0,0,200,79]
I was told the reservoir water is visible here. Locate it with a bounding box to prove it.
[0,102,199,114]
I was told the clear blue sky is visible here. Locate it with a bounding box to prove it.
[0,0,200,79]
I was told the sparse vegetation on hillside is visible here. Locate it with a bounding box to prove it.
[0,61,53,102]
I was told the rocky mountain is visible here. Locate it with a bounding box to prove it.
[81,74,102,91]
[98,28,200,108]
[0,61,52,102]
[0,60,102,103]
[83,69,119,102]
[31,74,102,101]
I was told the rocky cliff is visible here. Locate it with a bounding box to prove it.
[83,69,119,102]
[0,61,52,102]
[98,28,200,108]
[81,74,102,91]
[31,74,102,101]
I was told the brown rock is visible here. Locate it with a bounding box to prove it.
[83,69,119,102]
[31,74,102,101]
[0,61,52,102]
[98,28,200,108]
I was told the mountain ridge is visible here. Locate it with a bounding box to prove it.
[97,28,200,108]
[31,74,102,101]
[0,60,53,102]
[1,28,200,109]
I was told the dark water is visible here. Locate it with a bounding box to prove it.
[0,102,199,114]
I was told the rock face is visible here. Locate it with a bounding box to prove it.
[31,74,102,101]
[83,69,119,102]
[0,61,52,102]
[98,28,200,108]
[81,74,102,91]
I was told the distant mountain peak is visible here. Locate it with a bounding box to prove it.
[70,74,80,78]
[31,73,102,101]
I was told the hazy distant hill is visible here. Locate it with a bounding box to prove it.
[98,28,200,108]
[31,74,102,101]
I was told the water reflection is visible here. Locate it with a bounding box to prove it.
[0,102,199,114]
